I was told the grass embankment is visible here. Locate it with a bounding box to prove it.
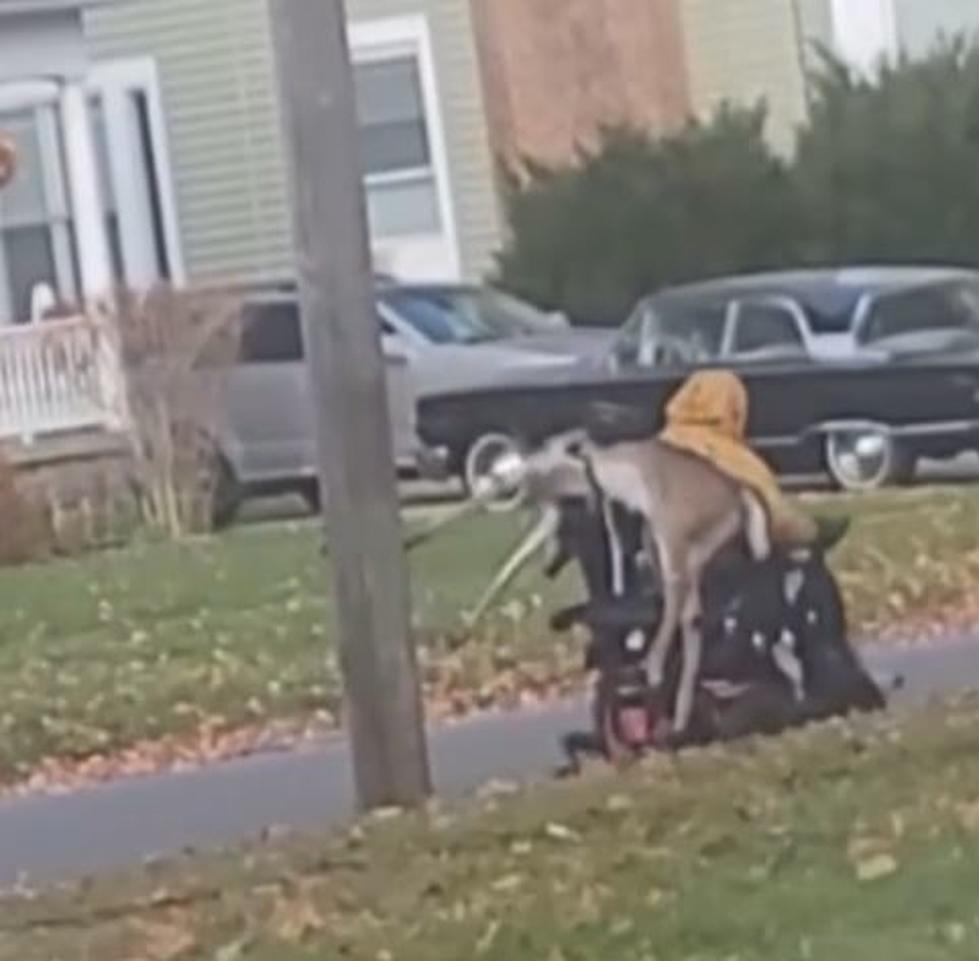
[0,485,978,784]
[6,694,979,959]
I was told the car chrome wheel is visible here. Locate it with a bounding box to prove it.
[464,432,525,512]
[825,428,908,492]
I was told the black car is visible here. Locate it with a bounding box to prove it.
[416,267,979,492]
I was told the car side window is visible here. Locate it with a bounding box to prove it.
[859,283,979,345]
[640,302,725,367]
[239,302,305,364]
[730,303,805,357]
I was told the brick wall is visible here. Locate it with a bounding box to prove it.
[472,0,691,170]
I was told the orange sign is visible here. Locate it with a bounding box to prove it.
[0,133,17,189]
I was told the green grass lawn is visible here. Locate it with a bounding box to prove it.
[0,485,978,783]
[7,693,979,960]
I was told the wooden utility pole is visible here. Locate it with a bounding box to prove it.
[270,0,431,809]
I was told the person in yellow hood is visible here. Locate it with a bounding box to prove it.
[658,368,819,547]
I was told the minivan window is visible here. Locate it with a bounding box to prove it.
[379,287,551,345]
[240,303,304,363]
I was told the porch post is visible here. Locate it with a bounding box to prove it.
[61,81,128,432]
[60,81,114,303]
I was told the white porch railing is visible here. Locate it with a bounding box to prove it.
[0,316,128,442]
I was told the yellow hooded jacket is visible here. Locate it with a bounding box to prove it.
[658,369,817,546]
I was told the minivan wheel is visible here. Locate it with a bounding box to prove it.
[301,479,322,514]
[824,428,914,492]
[211,455,242,529]
[463,431,525,512]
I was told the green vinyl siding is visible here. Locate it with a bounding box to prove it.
[681,0,833,153]
[83,0,500,283]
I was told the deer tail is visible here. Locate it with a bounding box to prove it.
[740,489,772,562]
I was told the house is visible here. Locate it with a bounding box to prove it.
[79,0,502,290]
[8,0,979,330]
[1,0,505,448]
[5,0,979,452]
[4,0,504,334]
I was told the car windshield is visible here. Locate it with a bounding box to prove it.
[858,280,979,351]
[613,297,725,367]
[380,287,554,345]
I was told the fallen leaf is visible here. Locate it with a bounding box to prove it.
[477,779,520,800]
[944,922,967,945]
[130,919,197,960]
[956,800,979,833]
[545,822,580,843]
[854,852,899,882]
[492,873,524,893]
[610,917,634,937]
[646,887,670,908]
[215,937,252,961]
[269,893,326,944]
[475,919,501,954]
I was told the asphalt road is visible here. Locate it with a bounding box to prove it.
[2,634,979,889]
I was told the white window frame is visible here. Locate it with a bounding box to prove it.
[348,14,460,280]
[85,57,186,286]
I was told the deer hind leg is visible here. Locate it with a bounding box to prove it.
[673,581,704,734]
[671,507,744,732]
[644,535,686,689]
[740,489,772,562]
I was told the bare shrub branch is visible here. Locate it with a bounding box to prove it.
[98,284,242,539]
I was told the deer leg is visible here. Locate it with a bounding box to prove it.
[602,494,625,596]
[644,538,685,689]
[673,582,704,734]
[672,510,743,733]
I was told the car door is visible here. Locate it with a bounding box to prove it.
[228,297,417,482]
[226,298,313,483]
[380,316,420,468]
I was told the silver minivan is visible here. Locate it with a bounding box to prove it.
[213,283,612,520]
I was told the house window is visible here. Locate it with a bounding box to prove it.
[0,105,78,321]
[239,300,305,364]
[354,54,441,238]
